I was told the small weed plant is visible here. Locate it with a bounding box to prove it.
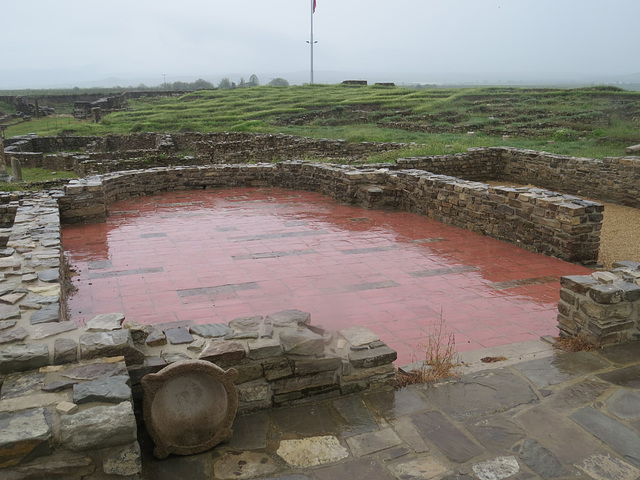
[396,313,460,387]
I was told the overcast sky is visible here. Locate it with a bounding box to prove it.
[3,0,639,88]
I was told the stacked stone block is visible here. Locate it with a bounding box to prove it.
[558,261,640,345]
[0,357,140,479]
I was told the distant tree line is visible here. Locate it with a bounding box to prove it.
[218,75,290,89]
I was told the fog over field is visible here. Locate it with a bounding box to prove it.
[3,0,639,88]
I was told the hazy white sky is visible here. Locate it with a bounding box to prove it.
[3,0,639,88]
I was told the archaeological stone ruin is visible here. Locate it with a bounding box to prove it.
[0,131,639,478]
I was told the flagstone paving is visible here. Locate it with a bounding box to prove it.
[138,342,640,479]
[62,187,592,365]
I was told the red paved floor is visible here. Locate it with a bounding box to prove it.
[62,188,593,364]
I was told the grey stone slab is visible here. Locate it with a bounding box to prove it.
[392,416,430,453]
[466,415,526,453]
[314,457,395,480]
[546,379,611,412]
[570,406,640,466]
[86,312,124,331]
[247,338,282,360]
[576,453,640,480]
[271,403,338,436]
[59,401,137,451]
[37,267,59,283]
[30,320,77,340]
[53,338,78,364]
[225,331,259,340]
[0,343,49,374]
[62,361,127,380]
[339,326,380,346]
[519,438,568,478]
[266,309,311,327]
[0,407,52,467]
[0,326,28,344]
[277,436,349,468]
[29,303,60,324]
[280,328,324,355]
[146,328,167,346]
[199,340,245,367]
[164,327,194,345]
[365,386,431,420]
[387,455,450,479]
[34,295,60,304]
[345,427,402,457]
[0,305,21,321]
[294,356,342,375]
[0,450,94,480]
[189,323,233,338]
[378,446,411,461]
[332,395,380,437]
[73,375,131,404]
[0,372,44,399]
[230,411,270,450]
[514,351,610,388]
[349,345,397,368]
[80,329,144,364]
[516,406,604,464]
[42,378,78,393]
[606,389,640,419]
[421,369,537,421]
[472,456,520,480]
[0,320,16,330]
[598,364,640,389]
[596,343,640,365]
[214,451,279,480]
[410,410,484,463]
[102,442,141,476]
[140,453,211,480]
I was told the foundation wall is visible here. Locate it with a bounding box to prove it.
[58,162,603,264]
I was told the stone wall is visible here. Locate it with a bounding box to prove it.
[558,261,640,345]
[58,162,603,264]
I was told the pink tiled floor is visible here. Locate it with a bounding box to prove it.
[62,188,593,364]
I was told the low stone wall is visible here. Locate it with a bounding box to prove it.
[58,162,603,264]
[558,261,640,345]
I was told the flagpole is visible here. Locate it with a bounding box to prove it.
[310,0,314,84]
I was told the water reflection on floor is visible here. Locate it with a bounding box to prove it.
[62,188,592,364]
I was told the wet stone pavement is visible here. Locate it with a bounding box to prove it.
[62,188,592,365]
[141,342,640,480]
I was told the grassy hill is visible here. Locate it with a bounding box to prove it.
[3,84,640,162]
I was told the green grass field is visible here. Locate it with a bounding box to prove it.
[3,84,640,163]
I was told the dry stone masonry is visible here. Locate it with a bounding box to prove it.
[558,260,640,345]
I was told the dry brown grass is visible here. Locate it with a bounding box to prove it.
[553,333,601,352]
[396,314,460,387]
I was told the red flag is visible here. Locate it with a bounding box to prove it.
[313,0,317,13]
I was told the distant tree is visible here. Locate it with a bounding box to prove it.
[218,78,232,89]
[248,74,260,87]
[193,78,214,89]
[268,78,289,87]
[238,77,246,88]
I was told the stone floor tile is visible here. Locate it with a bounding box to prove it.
[409,410,484,464]
[392,416,430,453]
[518,438,568,478]
[213,451,280,480]
[345,428,402,457]
[387,454,450,479]
[471,456,520,480]
[606,389,640,420]
[465,414,526,453]
[331,395,380,438]
[575,453,640,480]
[515,406,604,465]
[545,379,611,412]
[595,343,640,365]
[570,406,640,466]
[420,369,537,421]
[230,411,270,450]
[313,457,395,480]
[597,364,640,389]
[276,436,349,467]
[514,351,611,388]
[364,386,431,420]
[271,403,338,437]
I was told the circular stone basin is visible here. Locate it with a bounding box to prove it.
[142,360,239,458]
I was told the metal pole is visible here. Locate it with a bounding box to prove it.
[310,0,314,84]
